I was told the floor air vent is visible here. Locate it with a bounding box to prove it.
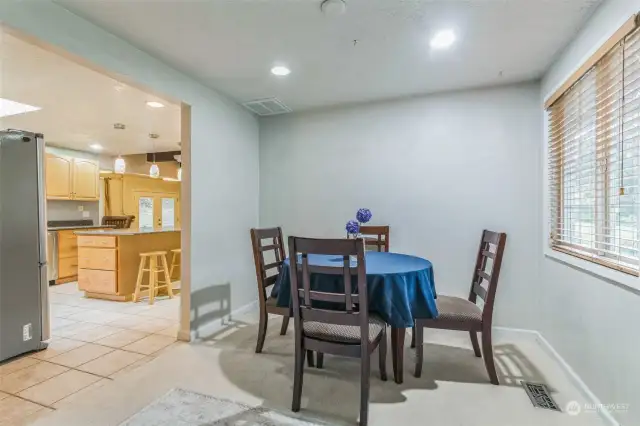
[521,382,561,411]
[242,98,292,116]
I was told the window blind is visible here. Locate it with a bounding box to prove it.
[548,26,640,275]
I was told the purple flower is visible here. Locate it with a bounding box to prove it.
[356,208,372,224]
[346,220,360,236]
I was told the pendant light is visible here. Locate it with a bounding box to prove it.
[177,166,182,181]
[114,155,126,174]
[149,153,160,178]
[149,133,160,178]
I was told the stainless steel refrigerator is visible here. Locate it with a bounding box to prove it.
[0,129,49,362]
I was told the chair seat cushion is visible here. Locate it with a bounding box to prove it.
[435,295,482,324]
[303,315,386,344]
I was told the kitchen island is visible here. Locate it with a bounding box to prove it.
[75,227,180,301]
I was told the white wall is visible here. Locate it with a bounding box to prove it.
[541,1,640,424]
[0,1,260,336]
[260,83,542,329]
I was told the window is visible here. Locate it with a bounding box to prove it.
[548,20,640,275]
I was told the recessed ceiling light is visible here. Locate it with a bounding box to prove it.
[0,98,41,118]
[271,66,291,76]
[146,101,164,108]
[430,29,456,50]
[89,143,103,151]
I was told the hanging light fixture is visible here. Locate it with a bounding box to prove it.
[177,166,182,181]
[149,151,160,178]
[149,133,160,178]
[114,155,126,174]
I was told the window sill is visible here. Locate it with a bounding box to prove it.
[544,249,640,293]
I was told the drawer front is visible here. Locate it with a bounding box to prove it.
[77,235,116,248]
[58,257,78,278]
[78,269,116,294]
[78,248,117,270]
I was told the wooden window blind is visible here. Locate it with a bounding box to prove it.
[548,23,640,275]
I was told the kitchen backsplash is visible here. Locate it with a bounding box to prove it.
[47,200,99,224]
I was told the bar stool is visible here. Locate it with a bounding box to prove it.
[169,248,181,280]
[133,251,174,305]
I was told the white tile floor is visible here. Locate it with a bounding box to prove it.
[27,309,609,426]
[0,282,180,425]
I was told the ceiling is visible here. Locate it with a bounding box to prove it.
[0,31,181,155]
[56,0,602,113]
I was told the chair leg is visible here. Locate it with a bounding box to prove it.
[133,257,145,303]
[410,326,416,348]
[470,331,481,357]
[292,343,305,412]
[316,352,324,369]
[148,257,157,305]
[481,327,499,385]
[379,329,387,381]
[306,350,315,367]
[360,350,371,426]
[414,325,423,378]
[255,304,268,353]
[280,316,290,335]
[161,254,174,298]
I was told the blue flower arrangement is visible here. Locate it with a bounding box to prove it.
[346,220,360,237]
[356,208,372,224]
[346,208,372,239]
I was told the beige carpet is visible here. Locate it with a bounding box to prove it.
[32,310,607,426]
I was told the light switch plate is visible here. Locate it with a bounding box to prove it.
[82,211,90,218]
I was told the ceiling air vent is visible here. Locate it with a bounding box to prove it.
[242,98,291,116]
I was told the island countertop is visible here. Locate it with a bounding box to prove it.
[74,227,181,236]
[49,225,114,231]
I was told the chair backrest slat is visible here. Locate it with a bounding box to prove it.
[300,307,361,326]
[289,237,369,336]
[473,282,488,300]
[359,225,390,252]
[298,289,356,304]
[302,255,311,306]
[468,230,507,320]
[250,228,286,302]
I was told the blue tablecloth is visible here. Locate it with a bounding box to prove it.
[273,252,438,328]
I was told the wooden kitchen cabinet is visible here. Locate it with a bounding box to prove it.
[45,153,99,201]
[45,154,73,199]
[72,158,100,200]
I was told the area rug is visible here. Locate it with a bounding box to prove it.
[120,388,332,426]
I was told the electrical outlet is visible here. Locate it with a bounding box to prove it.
[82,211,90,218]
[23,323,32,341]
[77,205,84,212]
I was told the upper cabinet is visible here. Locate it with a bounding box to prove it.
[45,154,73,199]
[46,153,100,201]
[72,158,100,200]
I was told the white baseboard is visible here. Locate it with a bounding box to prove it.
[493,326,619,426]
[190,300,258,341]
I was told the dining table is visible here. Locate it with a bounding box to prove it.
[273,251,439,384]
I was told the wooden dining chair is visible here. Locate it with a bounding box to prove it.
[359,225,390,252]
[288,236,387,426]
[250,227,292,353]
[412,230,507,384]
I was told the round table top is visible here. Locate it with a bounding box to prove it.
[284,251,432,275]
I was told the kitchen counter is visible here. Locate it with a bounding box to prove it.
[75,227,180,236]
[49,225,114,231]
[76,228,180,301]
